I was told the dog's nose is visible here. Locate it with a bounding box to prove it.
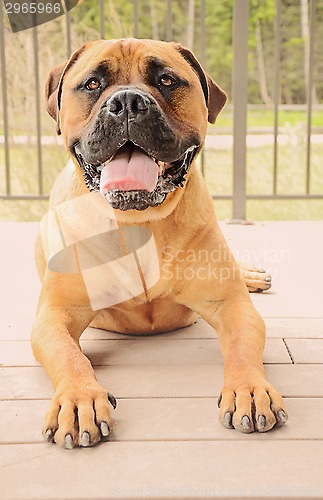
[106,90,150,120]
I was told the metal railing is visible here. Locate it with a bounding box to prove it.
[0,0,322,219]
[217,0,322,219]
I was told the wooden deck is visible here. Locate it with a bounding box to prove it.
[1,221,323,500]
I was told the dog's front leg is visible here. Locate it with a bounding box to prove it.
[31,275,115,449]
[176,262,288,433]
[212,293,288,432]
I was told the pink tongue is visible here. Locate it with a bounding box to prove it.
[100,144,158,194]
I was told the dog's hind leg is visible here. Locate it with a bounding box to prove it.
[241,265,272,293]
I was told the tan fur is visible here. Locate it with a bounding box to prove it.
[32,39,287,448]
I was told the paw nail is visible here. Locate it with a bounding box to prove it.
[224,412,232,425]
[44,429,53,442]
[265,277,271,282]
[217,393,222,408]
[258,415,266,430]
[108,392,117,409]
[64,434,73,450]
[100,421,110,437]
[242,415,251,430]
[81,431,90,447]
[259,269,265,273]
[278,410,288,423]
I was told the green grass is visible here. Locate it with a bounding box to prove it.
[0,145,68,221]
[210,108,323,131]
[203,142,323,220]
[248,109,323,129]
[0,145,68,194]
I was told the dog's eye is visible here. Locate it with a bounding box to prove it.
[159,75,175,87]
[85,78,101,91]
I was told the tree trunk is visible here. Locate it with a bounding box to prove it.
[300,0,318,104]
[186,0,195,50]
[150,0,159,40]
[108,0,125,38]
[255,19,271,105]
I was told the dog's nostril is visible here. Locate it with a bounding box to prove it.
[131,96,148,113]
[108,98,123,115]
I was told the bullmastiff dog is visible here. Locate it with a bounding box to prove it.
[32,38,287,449]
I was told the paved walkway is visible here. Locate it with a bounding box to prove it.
[0,221,323,499]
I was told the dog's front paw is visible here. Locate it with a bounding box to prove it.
[43,383,117,449]
[218,381,288,433]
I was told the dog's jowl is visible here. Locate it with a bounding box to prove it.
[31,38,288,449]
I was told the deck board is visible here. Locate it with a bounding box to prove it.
[1,364,323,400]
[1,442,323,500]
[0,338,291,366]
[1,398,323,444]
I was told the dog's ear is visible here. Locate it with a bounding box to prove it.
[45,44,87,135]
[173,44,227,123]
[45,61,67,132]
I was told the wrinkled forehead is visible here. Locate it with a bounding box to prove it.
[64,38,198,86]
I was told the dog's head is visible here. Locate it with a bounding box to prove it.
[46,39,226,216]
